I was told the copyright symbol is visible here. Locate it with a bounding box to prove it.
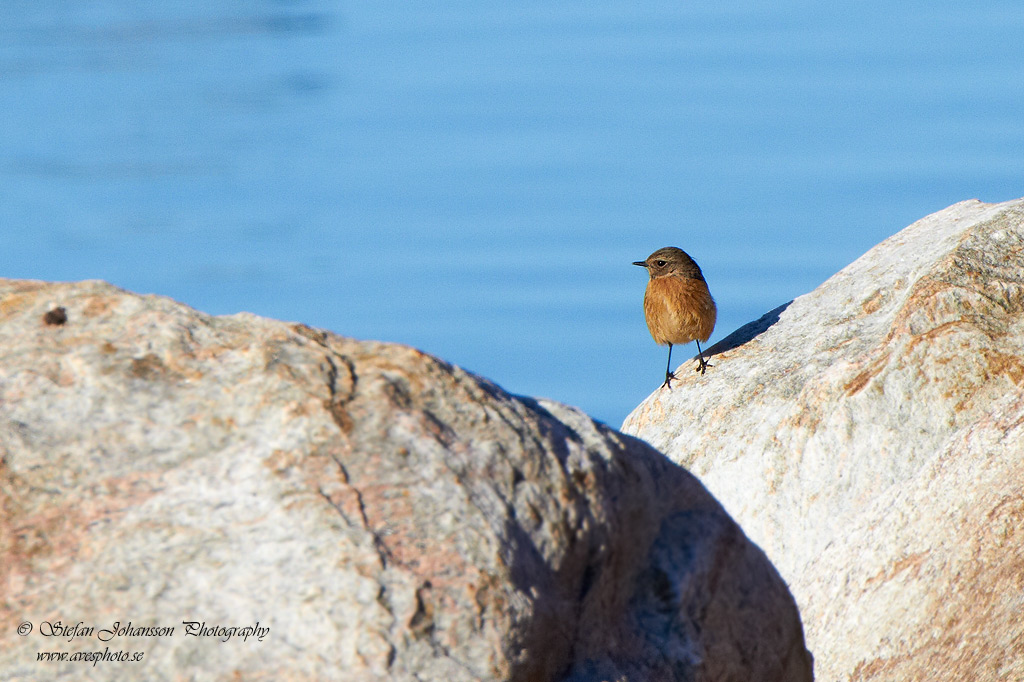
[17,622,32,636]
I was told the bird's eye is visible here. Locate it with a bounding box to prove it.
[655,260,667,267]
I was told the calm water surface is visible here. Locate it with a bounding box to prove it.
[2,2,1023,423]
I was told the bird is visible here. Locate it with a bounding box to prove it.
[633,247,717,387]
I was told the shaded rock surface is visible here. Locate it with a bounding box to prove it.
[623,198,1024,681]
[0,279,812,681]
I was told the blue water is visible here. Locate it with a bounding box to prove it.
[2,2,1023,424]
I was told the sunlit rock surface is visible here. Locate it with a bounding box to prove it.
[624,197,1024,681]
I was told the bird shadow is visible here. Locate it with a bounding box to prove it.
[702,300,792,359]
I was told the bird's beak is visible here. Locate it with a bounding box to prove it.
[632,261,647,267]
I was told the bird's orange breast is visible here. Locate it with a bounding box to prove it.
[643,275,717,345]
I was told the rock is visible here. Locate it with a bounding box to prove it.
[623,198,1024,681]
[0,279,812,681]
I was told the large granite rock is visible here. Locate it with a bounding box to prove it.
[0,279,812,681]
[623,197,1024,681]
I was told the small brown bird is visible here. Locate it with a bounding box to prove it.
[633,247,717,387]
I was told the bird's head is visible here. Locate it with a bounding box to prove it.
[633,247,705,281]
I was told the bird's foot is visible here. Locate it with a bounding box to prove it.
[695,358,713,375]
[661,371,677,389]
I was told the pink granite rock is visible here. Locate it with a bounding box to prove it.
[0,278,812,681]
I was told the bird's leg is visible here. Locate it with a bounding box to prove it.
[694,339,713,374]
[662,344,676,388]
